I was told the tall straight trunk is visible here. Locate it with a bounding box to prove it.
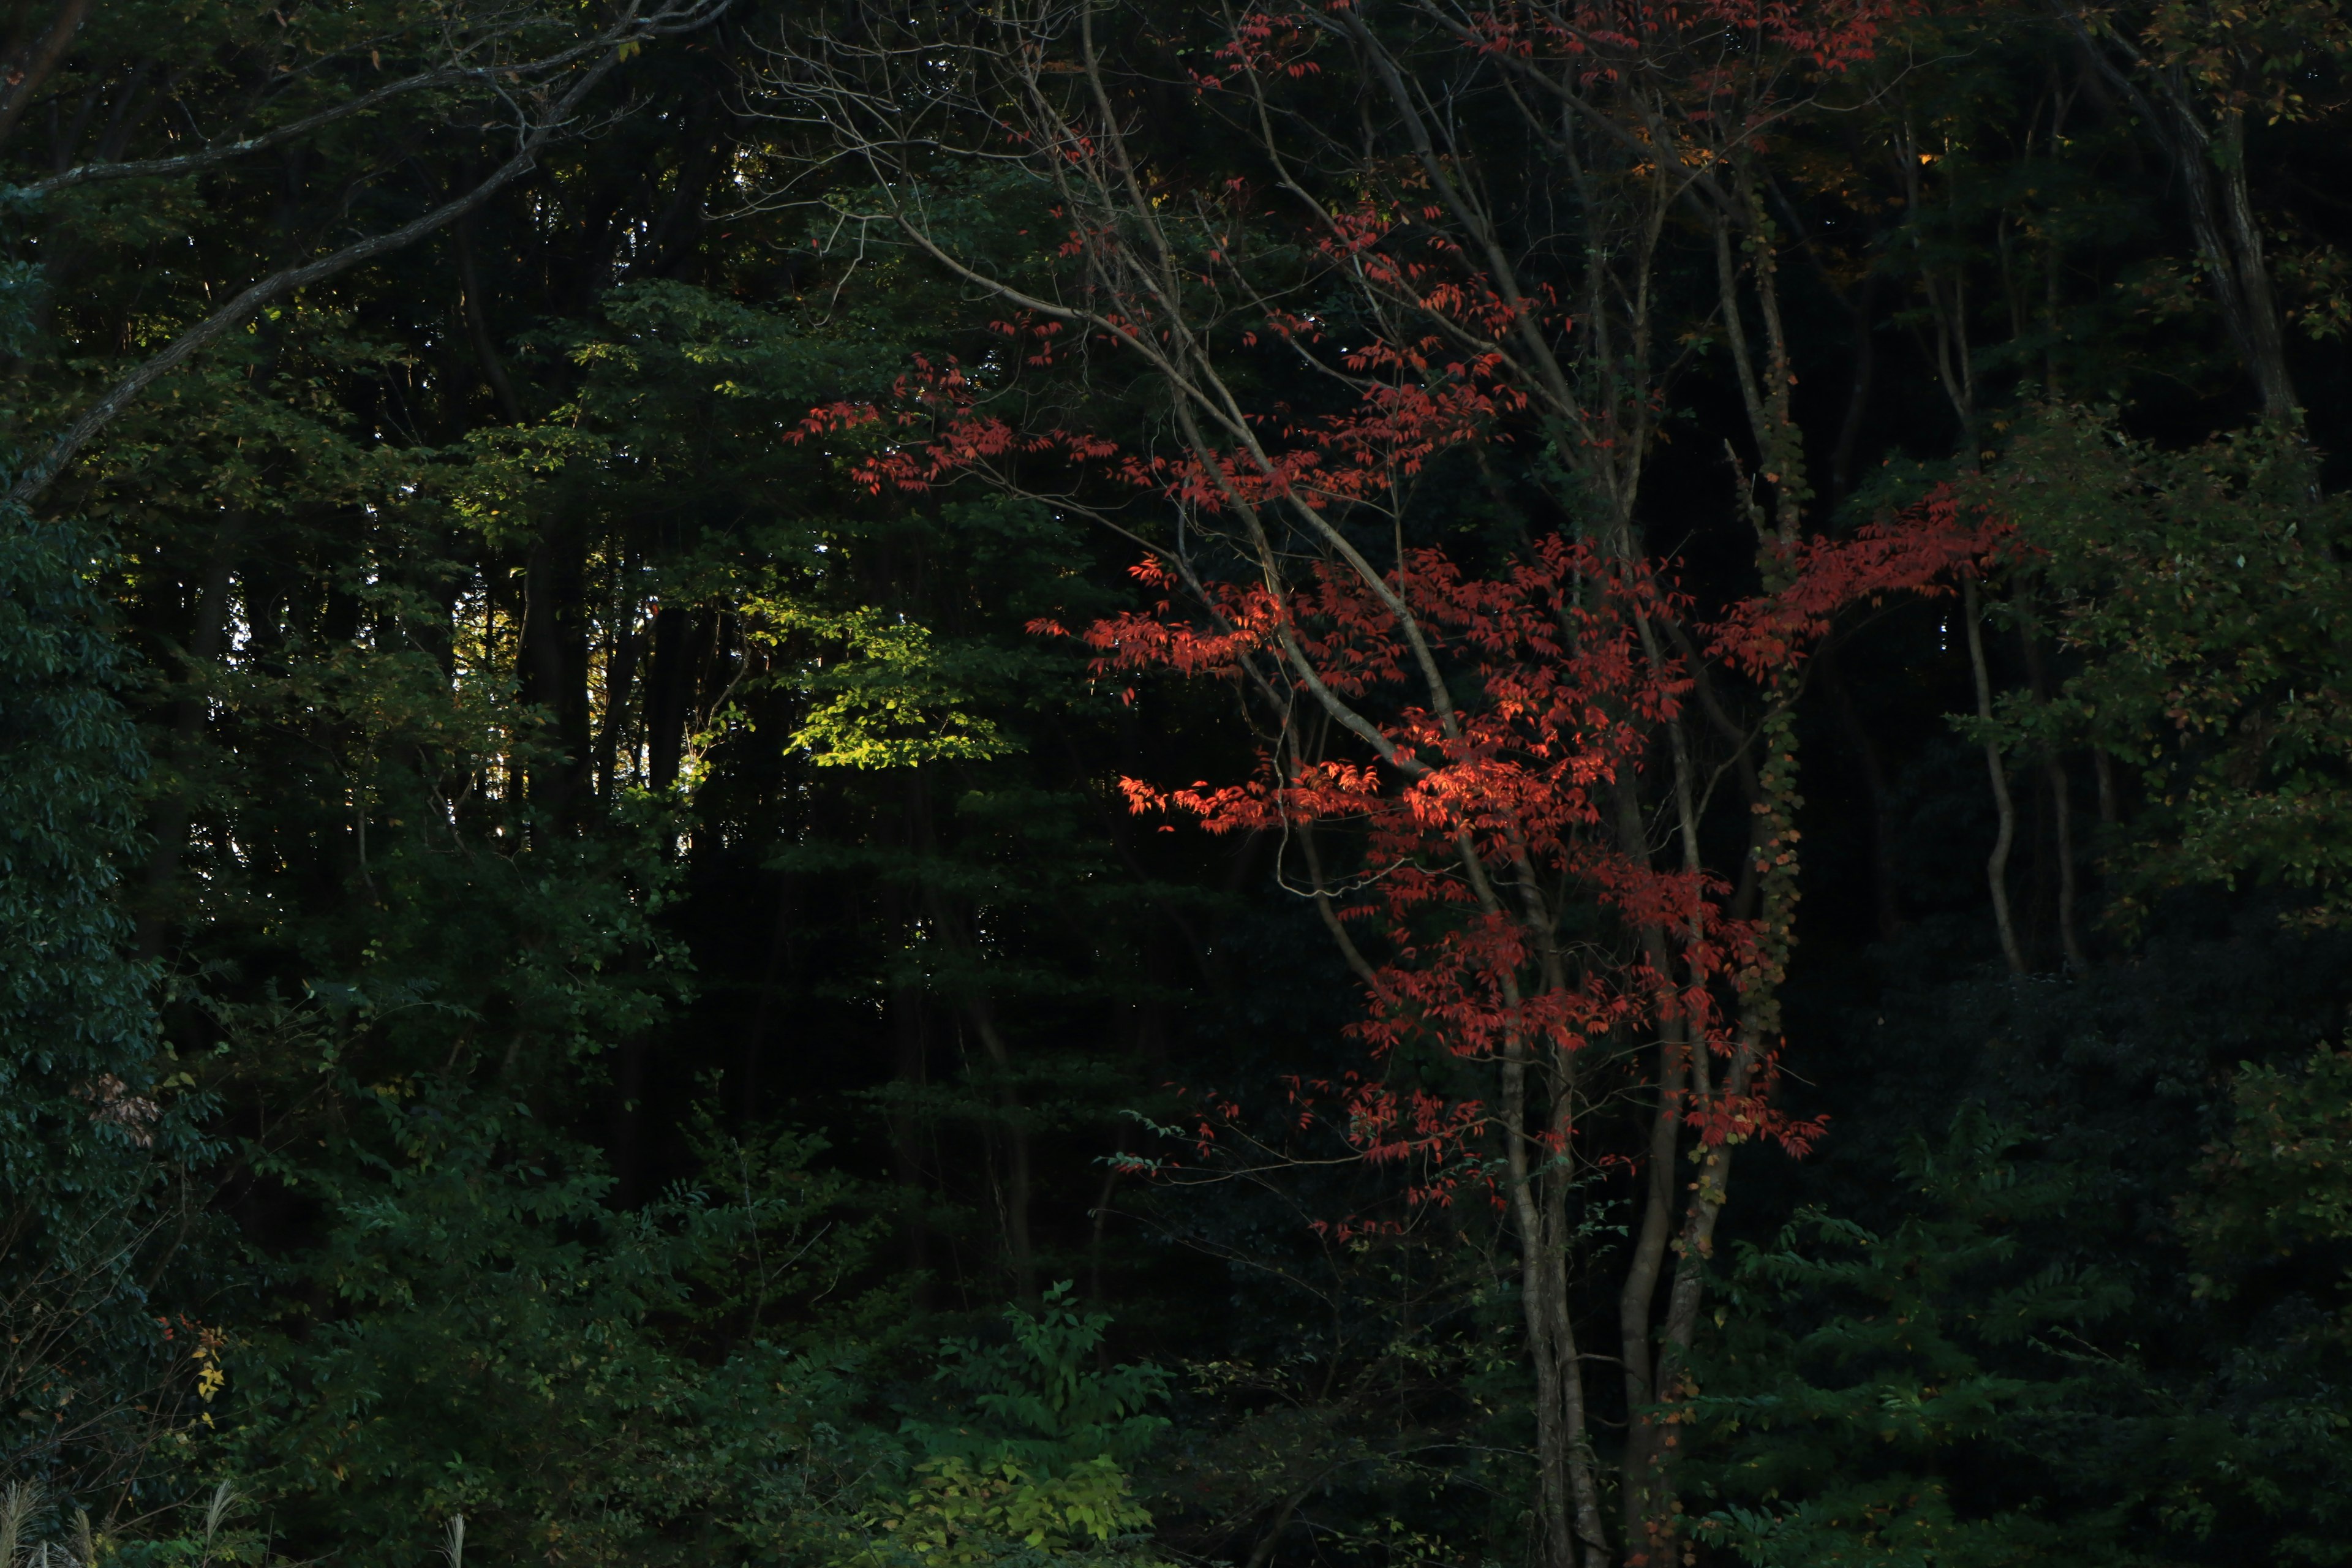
[1964,578,2027,974]
[1648,692,1803,1535]
[136,309,292,957]
[2066,32,2298,424]
[905,770,1038,1300]
[886,883,934,1307]
[1616,1001,1687,1556]
[137,511,251,959]
[1630,170,1814,1564]
[1504,1037,1609,1568]
[964,996,1038,1303]
[644,606,710,796]
[2166,105,2296,424]
[2016,608,2086,968]
[520,528,592,824]
[2048,750,2084,970]
[454,211,524,424]
[595,611,643,803]
[1615,767,1694,1553]
[1901,143,2025,974]
[1828,272,1882,505]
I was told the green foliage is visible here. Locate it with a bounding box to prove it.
[2182,1042,2352,1313]
[1693,1076,2352,1567]
[907,1285,1170,1474]
[0,502,154,1182]
[850,1454,1161,1567]
[837,1286,1170,1568]
[1976,412,2352,925]
[227,1088,890,1568]
[0,494,202,1493]
[1688,1112,2140,1568]
[760,603,1023,771]
[2173,1030,2352,1551]
[7,0,2352,1563]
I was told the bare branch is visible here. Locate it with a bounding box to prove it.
[20,32,613,198]
[6,0,729,512]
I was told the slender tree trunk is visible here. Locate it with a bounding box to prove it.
[2196,109,2296,424]
[1963,578,2027,974]
[454,211,525,424]
[2049,753,2084,968]
[1646,687,1803,1558]
[2016,608,2086,969]
[520,527,593,824]
[1616,1007,1686,1555]
[1828,273,1882,504]
[135,511,251,959]
[964,997,1037,1303]
[886,883,933,1308]
[1615,769,1692,1551]
[644,606,709,796]
[2066,34,2299,425]
[1627,173,1815,1564]
[1504,1039,1607,1568]
[903,770,1038,1300]
[594,605,642,802]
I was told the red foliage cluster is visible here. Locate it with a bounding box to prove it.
[1081,489,1985,1202]
[1191,9,1326,89]
[1712,482,1997,676]
[801,358,1989,1235]
[788,353,1119,495]
[790,0,1984,1214]
[1088,541,1737,1180]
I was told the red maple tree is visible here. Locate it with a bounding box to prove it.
[776,0,1970,1558]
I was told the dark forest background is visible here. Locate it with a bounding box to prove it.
[3,1,2351,1566]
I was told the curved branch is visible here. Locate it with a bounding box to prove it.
[23,48,584,197]
[7,1,728,511]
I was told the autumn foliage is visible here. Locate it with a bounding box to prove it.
[1080,515,1989,1198]
[805,359,1994,1219]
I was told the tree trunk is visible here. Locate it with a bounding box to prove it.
[520,527,594,825]
[1504,1040,1611,1568]
[964,995,1038,1303]
[886,881,934,1308]
[2016,608,2086,969]
[1963,578,2027,974]
[644,606,710,796]
[595,607,643,804]
[135,512,251,960]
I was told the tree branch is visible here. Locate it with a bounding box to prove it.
[0,0,100,153]
[6,0,728,512]
[20,43,601,198]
